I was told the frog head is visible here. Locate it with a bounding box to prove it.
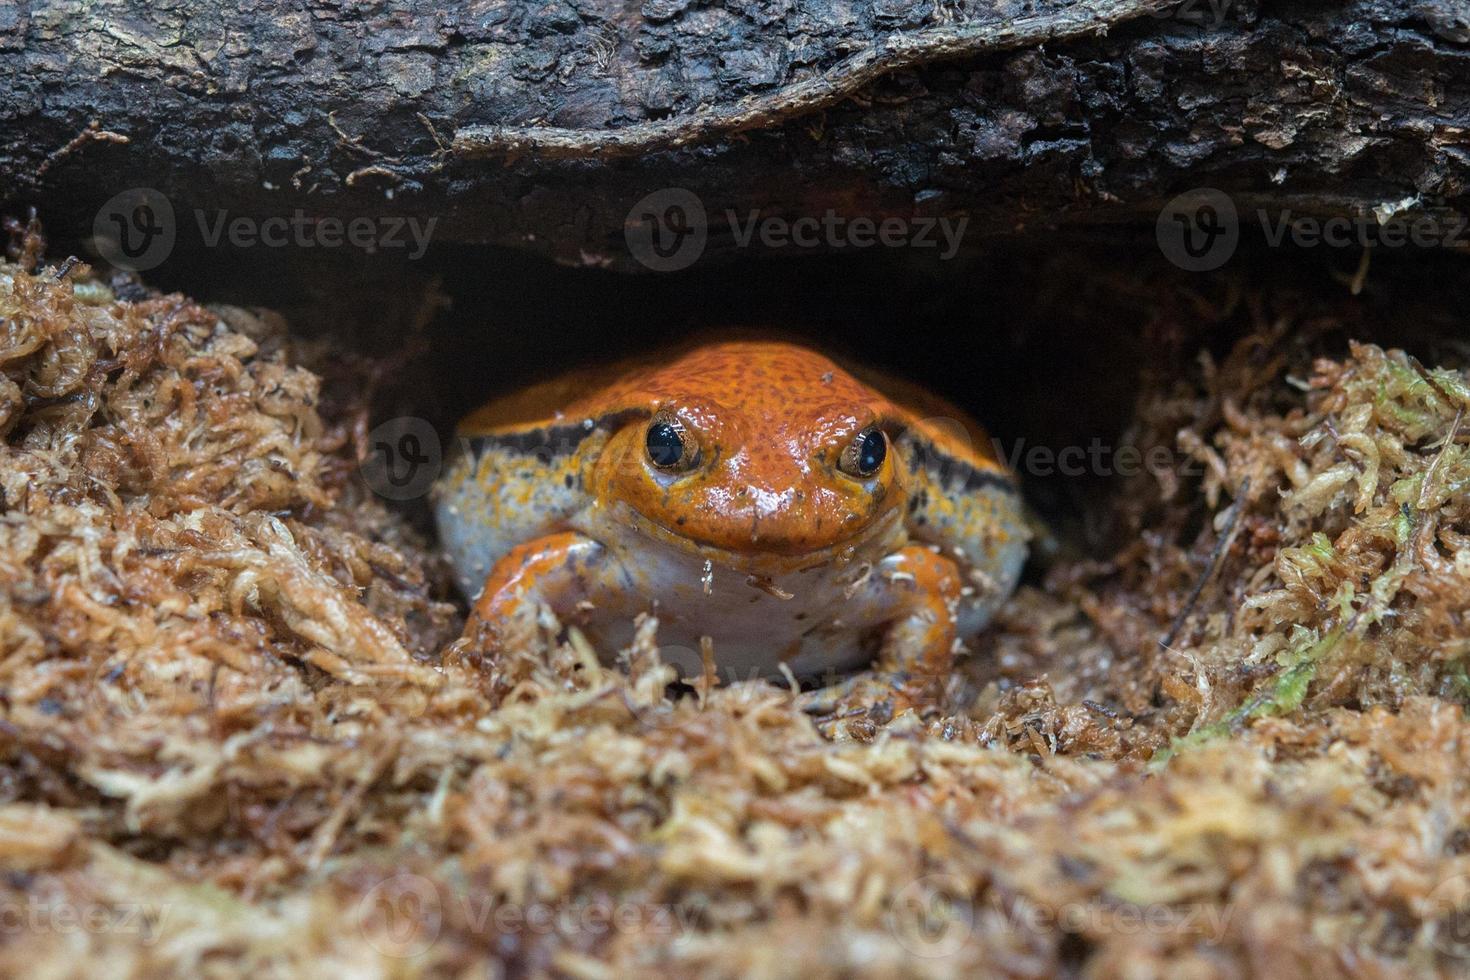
[587,342,906,564]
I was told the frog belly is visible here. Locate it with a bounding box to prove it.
[574,521,889,683]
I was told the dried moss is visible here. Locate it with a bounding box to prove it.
[2,233,1470,977]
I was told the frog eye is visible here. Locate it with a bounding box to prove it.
[645,413,699,471]
[839,426,887,478]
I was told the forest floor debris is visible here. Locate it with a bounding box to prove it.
[2,231,1469,976]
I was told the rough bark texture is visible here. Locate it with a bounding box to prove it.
[1,0,1468,272]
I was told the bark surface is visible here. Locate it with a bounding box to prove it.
[1,0,1467,270]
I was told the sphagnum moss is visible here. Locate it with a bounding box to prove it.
[2,234,1470,976]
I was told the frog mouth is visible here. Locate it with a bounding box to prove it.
[608,500,904,573]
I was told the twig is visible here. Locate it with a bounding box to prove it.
[345,164,404,188]
[1348,246,1371,295]
[36,120,130,179]
[1408,354,1463,413]
[328,110,392,160]
[1418,406,1465,512]
[416,112,450,155]
[1159,478,1251,651]
[453,0,1178,160]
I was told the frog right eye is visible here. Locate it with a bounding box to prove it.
[646,412,699,471]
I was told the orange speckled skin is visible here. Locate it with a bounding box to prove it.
[436,339,1029,711]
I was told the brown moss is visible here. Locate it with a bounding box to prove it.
[2,231,1470,976]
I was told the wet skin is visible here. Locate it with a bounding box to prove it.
[434,340,1028,714]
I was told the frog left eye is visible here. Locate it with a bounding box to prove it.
[839,427,887,478]
[646,412,700,471]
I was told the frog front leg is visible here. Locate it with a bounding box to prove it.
[803,544,963,721]
[464,531,622,671]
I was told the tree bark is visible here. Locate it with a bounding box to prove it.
[1,0,1467,272]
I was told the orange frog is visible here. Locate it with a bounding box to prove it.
[434,339,1028,713]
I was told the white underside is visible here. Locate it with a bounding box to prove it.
[570,504,909,683]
